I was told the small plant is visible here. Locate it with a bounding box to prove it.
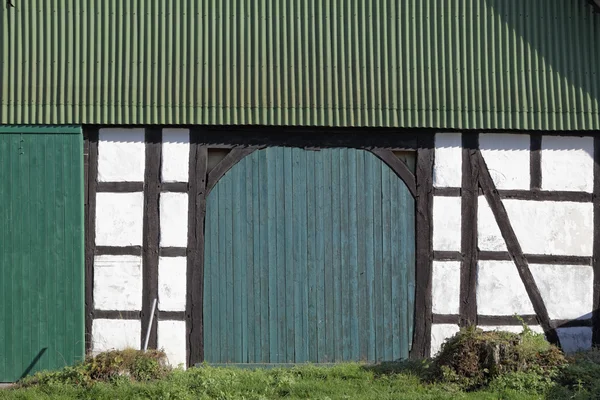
[19,348,170,387]
[432,324,566,390]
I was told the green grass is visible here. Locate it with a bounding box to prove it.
[0,363,551,400]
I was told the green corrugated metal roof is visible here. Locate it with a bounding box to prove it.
[1,0,600,130]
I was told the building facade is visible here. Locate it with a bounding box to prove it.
[1,0,600,380]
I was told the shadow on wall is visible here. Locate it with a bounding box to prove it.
[553,313,593,354]
[18,348,47,381]
[484,0,600,125]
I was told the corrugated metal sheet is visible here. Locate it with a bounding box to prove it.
[2,1,600,129]
[204,148,415,363]
[0,126,84,382]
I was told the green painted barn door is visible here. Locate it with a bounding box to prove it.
[0,127,84,382]
[204,147,415,364]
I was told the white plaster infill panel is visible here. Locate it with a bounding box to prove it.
[557,327,593,354]
[98,128,145,182]
[162,129,190,183]
[433,196,461,251]
[477,260,535,316]
[94,255,143,311]
[96,192,144,246]
[530,264,593,320]
[479,133,530,190]
[159,193,189,248]
[478,197,593,256]
[158,257,187,312]
[432,261,460,315]
[541,136,594,193]
[433,133,462,188]
[480,325,544,335]
[158,320,187,368]
[431,324,460,357]
[92,319,141,354]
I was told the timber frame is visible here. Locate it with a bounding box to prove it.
[84,127,599,365]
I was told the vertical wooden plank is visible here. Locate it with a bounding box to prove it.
[142,127,161,350]
[593,136,600,347]
[266,149,279,362]
[404,168,417,357]
[411,135,434,359]
[339,150,350,361]
[356,151,368,361]
[252,151,262,362]
[204,183,214,362]
[245,156,256,362]
[348,150,360,360]
[84,128,98,353]
[364,153,376,362]
[398,166,416,360]
[238,159,249,363]
[373,158,384,361]
[225,172,234,362]
[284,148,295,362]
[315,151,326,363]
[306,150,318,362]
[331,149,342,361]
[460,133,478,327]
[275,149,287,363]
[20,135,32,372]
[381,165,393,361]
[232,163,243,362]
[390,167,402,360]
[323,152,334,362]
[216,165,227,360]
[258,150,270,362]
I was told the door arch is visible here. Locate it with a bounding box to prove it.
[203,147,415,363]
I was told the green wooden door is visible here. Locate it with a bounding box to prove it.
[0,127,84,382]
[204,147,415,364]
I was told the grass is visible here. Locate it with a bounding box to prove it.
[3,328,600,399]
[0,363,545,400]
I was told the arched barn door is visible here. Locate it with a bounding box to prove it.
[203,147,415,364]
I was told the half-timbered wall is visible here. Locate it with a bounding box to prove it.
[431,132,595,356]
[86,128,190,368]
[84,127,600,367]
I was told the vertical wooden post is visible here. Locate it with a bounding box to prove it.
[460,133,478,326]
[141,128,161,350]
[187,132,208,366]
[410,134,434,359]
[84,128,99,354]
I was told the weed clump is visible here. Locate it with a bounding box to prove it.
[20,349,170,387]
[432,325,566,390]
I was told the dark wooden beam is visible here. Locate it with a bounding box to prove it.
[141,128,161,350]
[97,181,144,193]
[187,133,209,365]
[159,247,187,258]
[95,246,142,256]
[94,310,141,320]
[530,134,542,190]
[433,187,461,197]
[370,149,416,197]
[84,128,99,353]
[474,149,560,347]
[161,182,189,193]
[410,134,435,359]
[460,134,478,327]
